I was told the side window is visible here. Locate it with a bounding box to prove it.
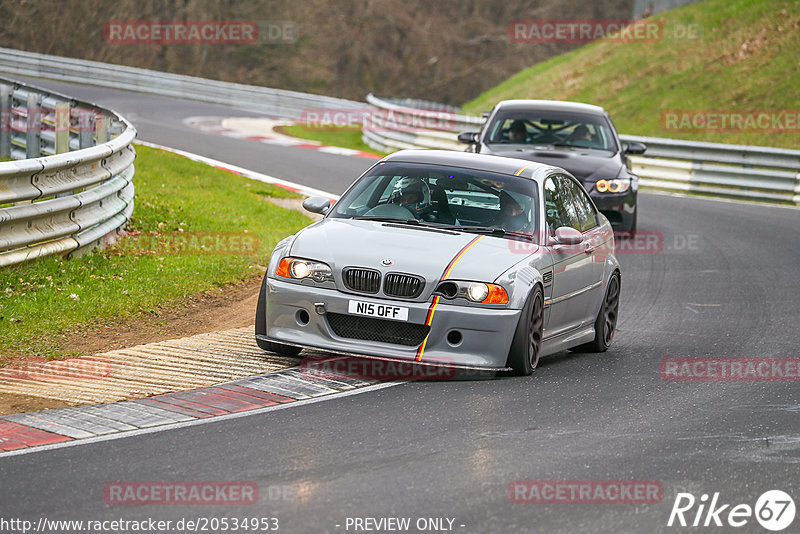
[544,176,579,232]
[566,179,598,232]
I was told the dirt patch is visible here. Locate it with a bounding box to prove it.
[0,393,76,414]
[55,274,263,356]
[0,274,265,416]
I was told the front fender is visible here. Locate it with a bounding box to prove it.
[267,234,298,278]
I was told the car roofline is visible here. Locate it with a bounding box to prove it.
[378,149,564,179]
[491,99,607,115]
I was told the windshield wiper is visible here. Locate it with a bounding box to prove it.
[434,225,539,241]
[353,216,421,225]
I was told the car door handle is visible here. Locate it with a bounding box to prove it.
[584,243,595,254]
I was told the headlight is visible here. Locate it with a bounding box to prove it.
[595,179,630,193]
[276,257,332,282]
[436,281,509,304]
[466,283,489,302]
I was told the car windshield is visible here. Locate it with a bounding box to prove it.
[486,111,617,153]
[329,161,540,238]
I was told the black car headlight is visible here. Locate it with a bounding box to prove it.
[276,257,333,283]
[595,179,630,193]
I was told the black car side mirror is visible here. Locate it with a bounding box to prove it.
[458,132,479,145]
[302,196,331,215]
[623,141,647,155]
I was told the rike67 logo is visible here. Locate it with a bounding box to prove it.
[668,490,795,531]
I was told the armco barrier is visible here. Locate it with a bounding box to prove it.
[362,94,800,205]
[0,47,367,119]
[0,77,136,267]
[3,46,796,206]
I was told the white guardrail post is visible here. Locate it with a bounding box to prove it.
[362,94,800,206]
[0,77,137,267]
[0,84,11,158]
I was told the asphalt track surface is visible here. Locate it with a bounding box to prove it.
[1,79,799,533]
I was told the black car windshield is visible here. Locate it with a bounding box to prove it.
[486,111,617,153]
[329,162,540,238]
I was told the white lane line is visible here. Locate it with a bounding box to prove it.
[0,382,400,458]
[133,140,341,200]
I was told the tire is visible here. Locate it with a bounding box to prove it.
[628,207,638,233]
[506,286,544,376]
[574,271,620,353]
[255,275,303,357]
[616,207,637,234]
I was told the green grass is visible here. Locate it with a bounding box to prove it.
[279,124,389,156]
[0,144,311,359]
[461,0,800,149]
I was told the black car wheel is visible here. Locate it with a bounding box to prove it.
[574,271,620,353]
[627,207,638,233]
[507,286,544,376]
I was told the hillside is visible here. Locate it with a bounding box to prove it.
[0,0,632,106]
[462,0,800,148]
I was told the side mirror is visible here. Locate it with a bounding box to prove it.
[553,226,583,245]
[457,131,479,145]
[302,196,331,215]
[623,141,647,155]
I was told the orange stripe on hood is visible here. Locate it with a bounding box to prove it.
[416,235,484,361]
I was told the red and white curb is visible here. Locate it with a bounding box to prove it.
[184,116,382,160]
[0,367,392,454]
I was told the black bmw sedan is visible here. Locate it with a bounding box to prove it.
[459,99,646,232]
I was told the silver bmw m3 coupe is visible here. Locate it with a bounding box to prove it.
[255,150,621,375]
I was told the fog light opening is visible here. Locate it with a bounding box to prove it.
[447,330,463,346]
[437,281,459,299]
[296,309,310,326]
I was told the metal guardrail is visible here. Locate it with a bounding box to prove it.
[362,95,800,205]
[0,47,367,119]
[0,77,136,267]
[3,47,796,206]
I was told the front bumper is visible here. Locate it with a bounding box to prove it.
[263,277,522,369]
[589,189,637,228]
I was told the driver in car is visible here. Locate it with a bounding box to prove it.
[568,124,592,144]
[493,191,528,231]
[508,120,528,142]
[389,177,431,219]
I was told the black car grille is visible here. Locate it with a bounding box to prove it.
[343,268,381,294]
[383,273,424,298]
[326,313,430,346]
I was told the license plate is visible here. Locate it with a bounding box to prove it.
[348,300,409,321]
